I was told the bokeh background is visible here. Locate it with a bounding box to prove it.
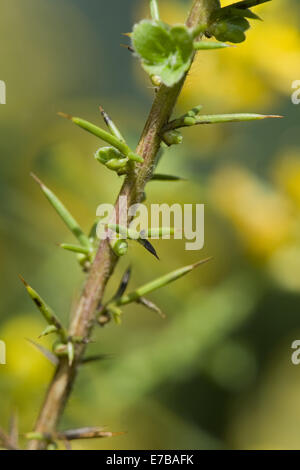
[1,0,300,450]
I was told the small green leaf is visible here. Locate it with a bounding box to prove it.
[132,20,194,87]
[211,17,250,43]
[209,0,272,43]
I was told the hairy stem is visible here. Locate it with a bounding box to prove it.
[28,0,218,450]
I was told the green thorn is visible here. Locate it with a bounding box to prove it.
[137,297,166,319]
[19,276,68,342]
[60,243,91,255]
[114,257,212,307]
[150,0,160,21]
[99,105,126,143]
[194,40,232,50]
[26,339,59,366]
[31,173,91,249]
[67,341,75,367]
[58,112,143,162]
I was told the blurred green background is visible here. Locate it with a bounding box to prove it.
[1,0,300,450]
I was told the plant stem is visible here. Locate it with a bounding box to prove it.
[28,0,218,450]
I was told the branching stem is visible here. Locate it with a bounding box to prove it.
[28,0,219,450]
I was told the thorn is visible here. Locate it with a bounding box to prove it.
[112,266,132,301]
[99,105,110,126]
[265,115,284,119]
[138,238,160,260]
[120,44,134,53]
[57,111,73,120]
[26,339,59,366]
[30,172,44,188]
[192,257,213,269]
[18,274,28,287]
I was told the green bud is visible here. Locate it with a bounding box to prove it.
[151,75,162,87]
[52,341,68,356]
[95,146,124,164]
[106,158,128,171]
[187,105,203,117]
[128,152,144,163]
[110,239,128,257]
[183,116,196,126]
[162,130,183,146]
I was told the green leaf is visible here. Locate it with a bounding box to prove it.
[209,0,272,43]
[211,17,250,43]
[132,20,194,87]
[225,0,271,9]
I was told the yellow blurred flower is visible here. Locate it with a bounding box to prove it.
[273,150,300,209]
[209,165,293,258]
[1,315,53,387]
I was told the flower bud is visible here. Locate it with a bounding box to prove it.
[110,239,128,257]
[162,130,183,146]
